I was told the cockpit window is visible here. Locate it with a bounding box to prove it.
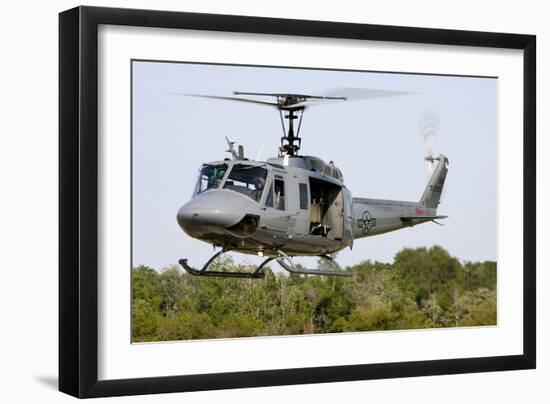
[223,164,267,203]
[195,164,228,195]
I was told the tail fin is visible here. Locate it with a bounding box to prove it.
[420,154,449,208]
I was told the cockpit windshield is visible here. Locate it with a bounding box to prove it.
[223,164,267,203]
[194,163,228,195]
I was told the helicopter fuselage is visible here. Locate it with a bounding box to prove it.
[176,154,448,259]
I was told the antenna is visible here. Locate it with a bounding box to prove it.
[225,136,245,160]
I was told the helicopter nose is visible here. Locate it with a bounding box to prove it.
[177,190,255,237]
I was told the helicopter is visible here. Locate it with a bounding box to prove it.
[176,90,449,278]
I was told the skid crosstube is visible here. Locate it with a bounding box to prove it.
[276,251,352,277]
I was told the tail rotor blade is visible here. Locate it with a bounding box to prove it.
[255,144,265,161]
[419,111,440,177]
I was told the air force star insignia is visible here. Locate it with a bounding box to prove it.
[358,210,376,235]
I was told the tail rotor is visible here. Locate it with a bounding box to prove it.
[419,112,440,177]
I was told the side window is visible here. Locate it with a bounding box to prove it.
[299,183,308,210]
[265,182,274,208]
[274,179,285,211]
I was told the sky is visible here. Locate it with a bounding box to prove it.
[132,60,497,270]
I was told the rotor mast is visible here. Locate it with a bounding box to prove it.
[233,92,346,157]
[279,103,303,157]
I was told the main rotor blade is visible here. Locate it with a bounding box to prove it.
[287,88,415,109]
[172,93,279,107]
[174,88,412,110]
[324,87,415,101]
[234,91,346,101]
[289,99,347,109]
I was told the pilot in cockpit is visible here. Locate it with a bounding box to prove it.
[254,177,266,202]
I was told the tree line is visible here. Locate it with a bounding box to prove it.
[132,246,496,342]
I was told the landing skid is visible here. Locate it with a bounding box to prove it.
[178,249,272,279]
[179,249,352,278]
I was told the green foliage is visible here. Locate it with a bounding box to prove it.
[131,246,497,342]
[393,246,462,308]
[132,299,160,341]
[155,312,214,341]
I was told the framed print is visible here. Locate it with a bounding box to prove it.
[59,6,536,398]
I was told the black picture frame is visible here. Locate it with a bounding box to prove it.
[59,5,536,398]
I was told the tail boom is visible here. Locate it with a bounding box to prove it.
[351,154,449,240]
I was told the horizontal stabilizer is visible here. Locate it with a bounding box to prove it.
[400,215,448,222]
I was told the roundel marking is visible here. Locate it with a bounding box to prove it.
[358,210,377,235]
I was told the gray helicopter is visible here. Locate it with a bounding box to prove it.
[176,91,448,278]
